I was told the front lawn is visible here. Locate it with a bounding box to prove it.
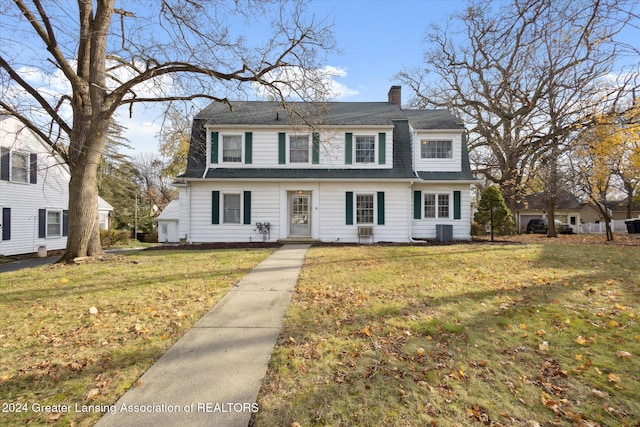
[252,243,639,426]
[0,248,273,426]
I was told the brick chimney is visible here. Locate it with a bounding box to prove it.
[388,85,401,109]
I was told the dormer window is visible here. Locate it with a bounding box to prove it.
[421,140,452,159]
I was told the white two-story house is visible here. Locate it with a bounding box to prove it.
[174,86,476,243]
[0,115,70,256]
[1,115,114,256]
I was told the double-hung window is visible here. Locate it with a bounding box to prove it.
[223,194,241,223]
[11,151,29,183]
[47,210,62,237]
[355,136,375,163]
[290,135,309,163]
[356,194,374,224]
[424,193,450,219]
[222,135,242,162]
[421,140,452,159]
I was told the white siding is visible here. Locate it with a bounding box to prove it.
[182,180,413,243]
[205,127,394,170]
[158,220,179,243]
[0,117,70,256]
[187,181,281,243]
[413,131,462,172]
[317,182,410,243]
[411,183,472,240]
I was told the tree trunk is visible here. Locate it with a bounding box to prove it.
[59,116,110,262]
[60,164,104,262]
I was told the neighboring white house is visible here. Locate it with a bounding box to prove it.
[156,199,180,243]
[98,197,114,231]
[174,86,477,244]
[0,115,113,256]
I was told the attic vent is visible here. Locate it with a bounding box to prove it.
[276,112,280,121]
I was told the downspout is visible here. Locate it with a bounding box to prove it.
[409,128,421,243]
[408,181,420,243]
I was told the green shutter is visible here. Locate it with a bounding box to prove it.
[453,191,461,220]
[346,192,354,225]
[413,191,422,220]
[378,133,386,165]
[278,132,286,164]
[211,132,219,164]
[345,133,353,164]
[212,191,220,224]
[244,132,252,164]
[243,191,251,225]
[312,132,320,164]
[377,192,385,225]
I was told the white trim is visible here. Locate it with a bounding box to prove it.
[9,150,30,184]
[45,208,64,238]
[287,134,311,164]
[221,192,242,224]
[353,134,377,165]
[421,191,452,220]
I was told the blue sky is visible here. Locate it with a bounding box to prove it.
[3,1,635,154]
[118,0,469,153]
[305,0,468,102]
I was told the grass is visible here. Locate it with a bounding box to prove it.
[252,242,640,427]
[0,248,273,426]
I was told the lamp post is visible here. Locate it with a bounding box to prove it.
[490,206,496,242]
[107,211,112,248]
[134,193,138,242]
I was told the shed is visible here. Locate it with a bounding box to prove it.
[156,200,180,243]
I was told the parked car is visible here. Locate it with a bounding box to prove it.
[526,219,574,234]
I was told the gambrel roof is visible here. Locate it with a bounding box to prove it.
[182,101,474,181]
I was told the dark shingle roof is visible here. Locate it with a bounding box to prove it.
[195,101,406,126]
[181,101,474,182]
[515,191,583,210]
[403,109,464,130]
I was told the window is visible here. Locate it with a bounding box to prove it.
[223,194,241,223]
[356,194,374,224]
[421,140,452,159]
[47,210,62,237]
[222,135,242,162]
[355,136,375,163]
[290,136,309,163]
[424,193,450,218]
[11,151,29,183]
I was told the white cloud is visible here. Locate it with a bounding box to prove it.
[322,66,360,100]
[253,65,359,101]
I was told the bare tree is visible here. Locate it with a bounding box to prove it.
[398,0,637,216]
[133,152,176,214]
[0,0,335,262]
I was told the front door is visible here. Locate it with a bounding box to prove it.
[289,193,311,236]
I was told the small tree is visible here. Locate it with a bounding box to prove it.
[474,186,516,240]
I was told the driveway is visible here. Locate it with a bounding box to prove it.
[0,248,145,274]
[0,256,59,273]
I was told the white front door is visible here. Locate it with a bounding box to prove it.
[289,193,311,236]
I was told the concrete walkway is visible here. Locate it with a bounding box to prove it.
[95,244,309,427]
